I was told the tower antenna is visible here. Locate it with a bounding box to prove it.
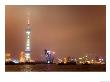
[27,11,30,25]
[27,17,30,25]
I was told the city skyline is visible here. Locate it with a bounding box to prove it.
[5,5,106,61]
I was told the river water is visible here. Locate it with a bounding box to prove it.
[5,64,106,72]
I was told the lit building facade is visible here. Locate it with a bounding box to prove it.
[19,51,25,63]
[25,18,31,62]
[44,49,54,64]
[5,53,12,62]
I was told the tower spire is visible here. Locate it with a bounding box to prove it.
[27,17,30,25]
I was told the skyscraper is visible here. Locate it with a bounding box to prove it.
[25,18,31,62]
[19,51,25,63]
[5,53,12,62]
[44,49,54,64]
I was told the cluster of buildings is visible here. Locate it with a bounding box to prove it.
[5,49,55,64]
[77,55,105,64]
[57,55,105,65]
[5,51,105,65]
[5,52,33,63]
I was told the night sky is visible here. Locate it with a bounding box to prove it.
[5,5,106,60]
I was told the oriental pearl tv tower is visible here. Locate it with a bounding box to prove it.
[25,17,31,62]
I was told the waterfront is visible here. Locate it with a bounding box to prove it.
[5,64,106,72]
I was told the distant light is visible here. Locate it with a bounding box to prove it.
[26,43,30,46]
[47,50,50,53]
[21,51,24,55]
[26,46,30,50]
[74,59,77,61]
[99,59,101,60]
[13,60,19,64]
[79,61,82,63]
[48,61,50,64]
[102,59,104,61]
[71,59,74,61]
[87,61,90,63]
[58,58,62,63]
[25,55,30,59]
[30,60,35,62]
[85,56,87,57]
[64,58,67,64]
[26,31,30,34]
[79,58,82,59]
[47,50,51,54]
[6,59,12,62]
[27,40,30,44]
[91,60,94,62]
[27,36,30,38]
[6,53,11,57]
[52,51,55,54]
[25,53,30,56]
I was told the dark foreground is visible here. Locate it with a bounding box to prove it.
[5,64,106,72]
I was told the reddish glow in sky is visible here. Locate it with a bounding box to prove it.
[5,5,106,60]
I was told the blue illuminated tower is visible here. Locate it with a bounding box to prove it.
[44,49,54,64]
[25,18,31,62]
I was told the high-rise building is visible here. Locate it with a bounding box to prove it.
[25,18,31,62]
[44,49,54,64]
[5,53,12,62]
[19,51,25,63]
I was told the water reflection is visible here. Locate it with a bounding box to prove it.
[20,65,33,72]
[5,64,106,72]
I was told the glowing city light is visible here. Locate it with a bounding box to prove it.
[48,61,50,64]
[26,43,30,46]
[27,36,29,38]
[91,60,94,62]
[5,53,12,62]
[25,53,30,56]
[13,60,19,64]
[58,58,63,63]
[99,59,101,60]
[26,31,30,34]
[79,58,82,59]
[64,58,67,64]
[52,51,55,54]
[79,61,82,64]
[86,61,90,64]
[47,50,51,54]
[26,46,30,50]
[25,55,30,59]
[71,58,74,61]
[19,51,25,63]
[74,59,77,61]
